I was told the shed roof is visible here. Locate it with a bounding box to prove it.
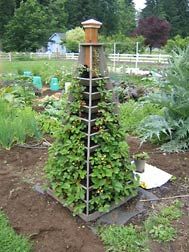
[48,33,65,41]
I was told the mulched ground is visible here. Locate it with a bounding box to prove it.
[0,136,188,251]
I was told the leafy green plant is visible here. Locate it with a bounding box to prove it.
[139,47,189,152]
[88,80,139,213]
[120,100,162,134]
[0,76,35,106]
[37,97,65,135]
[133,152,149,160]
[144,200,182,243]
[99,201,182,251]
[0,98,41,149]
[99,224,148,252]
[45,81,87,214]
[45,77,139,215]
[149,225,176,242]
[37,114,62,135]
[0,211,32,252]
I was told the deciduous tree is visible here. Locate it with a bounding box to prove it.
[65,27,84,52]
[141,0,189,37]
[2,0,49,52]
[134,16,171,52]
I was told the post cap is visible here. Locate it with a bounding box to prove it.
[81,19,102,29]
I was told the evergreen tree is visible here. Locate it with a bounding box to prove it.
[92,0,119,35]
[142,0,165,18]
[0,0,15,37]
[2,0,49,51]
[117,0,136,35]
[164,0,189,37]
[65,0,118,35]
[48,0,68,33]
[65,0,93,29]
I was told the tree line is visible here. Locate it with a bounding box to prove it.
[141,0,189,37]
[0,0,136,51]
[0,0,189,52]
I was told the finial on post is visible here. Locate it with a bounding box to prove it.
[81,19,102,43]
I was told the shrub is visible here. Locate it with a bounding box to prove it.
[165,35,189,53]
[65,27,85,52]
[100,34,145,54]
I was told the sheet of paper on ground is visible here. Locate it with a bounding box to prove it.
[134,163,172,189]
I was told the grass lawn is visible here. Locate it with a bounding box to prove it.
[1,59,76,74]
[0,211,32,252]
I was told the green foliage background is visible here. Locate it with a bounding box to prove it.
[0,0,136,52]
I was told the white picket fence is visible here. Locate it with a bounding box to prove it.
[109,53,170,64]
[0,52,171,64]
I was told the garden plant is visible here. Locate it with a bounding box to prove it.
[139,47,189,152]
[45,20,139,218]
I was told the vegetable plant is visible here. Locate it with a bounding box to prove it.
[139,47,189,152]
[45,81,87,214]
[0,98,41,149]
[45,77,139,215]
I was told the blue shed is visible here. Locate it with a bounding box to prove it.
[47,33,67,54]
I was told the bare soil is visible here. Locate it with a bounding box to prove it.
[0,136,188,251]
[0,147,104,252]
[127,136,189,252]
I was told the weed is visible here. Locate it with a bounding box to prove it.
[144,200,182,243]
[99,224,148,252]
[149,224,176,242]
[99,201,183,251]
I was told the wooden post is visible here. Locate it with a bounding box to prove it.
[81,19,102,69]
[8,52,12,62]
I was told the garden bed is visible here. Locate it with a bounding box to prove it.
[0,137,189,251]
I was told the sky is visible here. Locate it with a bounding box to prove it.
[133,0,146,11]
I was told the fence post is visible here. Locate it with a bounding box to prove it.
[113,42,116,71]
[135,42,139,69]
[8,52,12,62]
[158,54,161,63]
